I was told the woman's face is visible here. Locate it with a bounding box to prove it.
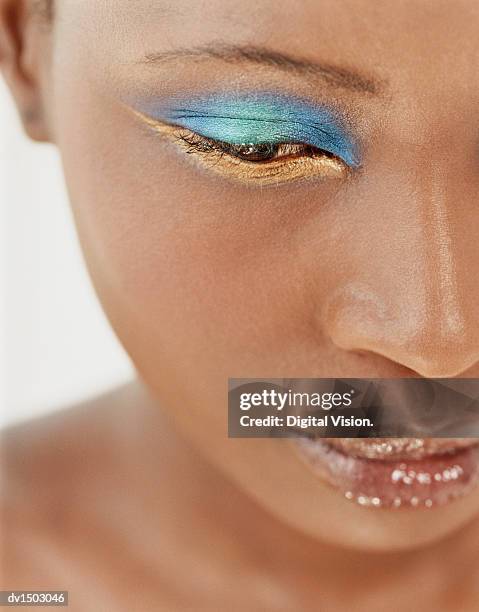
[35,0,479,550]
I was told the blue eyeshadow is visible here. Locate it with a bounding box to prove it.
[141,93,359,167]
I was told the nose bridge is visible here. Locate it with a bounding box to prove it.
[420,156,464,339]
[326,147,479,377]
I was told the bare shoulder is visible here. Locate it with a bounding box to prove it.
[2,381,141,505]
[0,381,207,611]
[0,381,147,601]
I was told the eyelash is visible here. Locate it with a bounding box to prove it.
[178,131,330,162]
[170,127,348,185]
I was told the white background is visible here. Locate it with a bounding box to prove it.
[1,80,134,429]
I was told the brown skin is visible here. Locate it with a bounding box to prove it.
[1,1,479,610]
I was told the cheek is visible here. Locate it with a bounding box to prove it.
[56,98,322,410]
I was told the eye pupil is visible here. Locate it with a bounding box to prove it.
[226,142,279,161]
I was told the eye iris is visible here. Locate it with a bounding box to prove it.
[225,143,279,161]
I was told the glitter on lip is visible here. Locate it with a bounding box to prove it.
[325,437,479,461]
[292,438,479,510]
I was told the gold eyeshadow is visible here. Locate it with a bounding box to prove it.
[132,111,348,186]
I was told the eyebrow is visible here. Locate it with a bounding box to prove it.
[141,44,383,95]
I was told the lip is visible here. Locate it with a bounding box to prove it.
[292,437,479,509]
[325,438,479,460]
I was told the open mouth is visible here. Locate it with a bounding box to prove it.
[291,437,479,509]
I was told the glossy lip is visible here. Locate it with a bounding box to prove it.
[291,437,479,510]
[326,438,479,460]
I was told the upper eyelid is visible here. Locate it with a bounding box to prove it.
[169,112,338,143]
[167,109,338,135]
[182,136,317,157]
[161,111,359,167]
[128,94,361,168]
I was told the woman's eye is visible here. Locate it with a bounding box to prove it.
[207,141,325,163]
[172,129,348,185]
[182,135,320,163]
[221,142,282,162]
[130,108,354,186]
[130,93,359,185]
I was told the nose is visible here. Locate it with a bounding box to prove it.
[324,154,479,377]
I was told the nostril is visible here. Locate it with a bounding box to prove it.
[401,348,479,379]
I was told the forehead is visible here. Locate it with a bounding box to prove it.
[58,0,479,98]
[62,0,479,53]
